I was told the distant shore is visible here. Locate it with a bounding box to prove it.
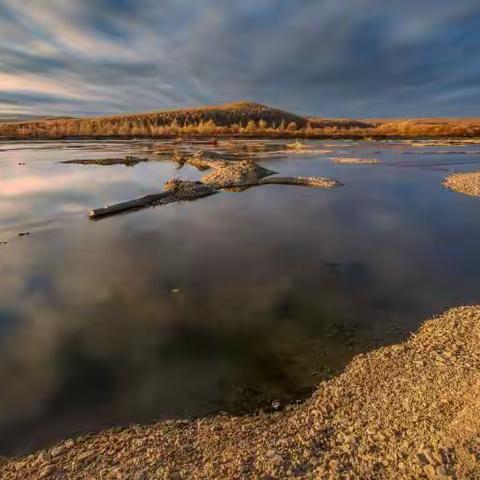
[2,305,479,479]
[2,101,480,141]
[2,133,480,143]
[2,131,480,142]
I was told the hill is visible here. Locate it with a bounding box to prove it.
[96,101,308,129]
[0,102,308,139]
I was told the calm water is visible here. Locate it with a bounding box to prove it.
[1,139,479,455]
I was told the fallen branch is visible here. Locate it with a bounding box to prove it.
[89,180,218,219]
[89,192,171,218]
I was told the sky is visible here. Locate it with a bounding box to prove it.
[0,0,479,118]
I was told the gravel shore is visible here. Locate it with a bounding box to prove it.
[443,172,480,197]
[1,306,480,479]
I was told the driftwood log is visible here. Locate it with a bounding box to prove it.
[89,192,171,219]
[89,180,218,219]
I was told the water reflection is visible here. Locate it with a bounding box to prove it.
[1,140,480,455]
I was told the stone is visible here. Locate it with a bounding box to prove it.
[37,450,51,464]
[65,439,75,448]
[436,465,449,479]
[38,465,54,478]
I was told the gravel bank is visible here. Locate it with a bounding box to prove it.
[1,306,480,479]
[443,172,480,197]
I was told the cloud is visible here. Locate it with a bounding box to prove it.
[0,0,479,117]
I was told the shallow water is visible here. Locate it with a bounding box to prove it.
[1,139,480,455]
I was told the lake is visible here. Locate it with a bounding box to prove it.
[1,139,479,455]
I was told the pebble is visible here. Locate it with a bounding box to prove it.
[50,445,65,458]
[271,400,281,410]
[37,451,51,464]
[65,439,75,448]
[416,452,428,466]
[423,464,437,478]
[38,465,54,478]
[76,450,94,464]
[436,465,449,479]
[422,448,437,465]
[266,450,282,464]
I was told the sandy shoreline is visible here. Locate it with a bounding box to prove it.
[1,306,479,479]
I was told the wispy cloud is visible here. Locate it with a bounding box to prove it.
[0,0,479,117]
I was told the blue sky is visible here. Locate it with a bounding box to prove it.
[0,0,479,117]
